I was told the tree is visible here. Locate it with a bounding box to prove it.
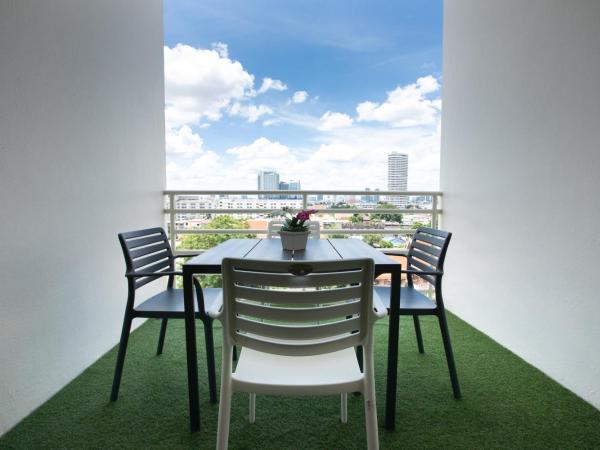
[349,214,364,223]
[380,239,393,248]
[363,234,395,249]
[179,215,255,250]
[363,234,382,247]
[411,221,430,229]
[330,202,354,209]
[371,202,403,223]
[178,215,255,288]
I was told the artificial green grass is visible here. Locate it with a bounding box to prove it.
[2,314,600,449]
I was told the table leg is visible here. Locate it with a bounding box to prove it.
[385,266,401,430]
[183,269,200,431]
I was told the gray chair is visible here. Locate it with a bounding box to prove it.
[111,227,220,403]
[374,227,461,399]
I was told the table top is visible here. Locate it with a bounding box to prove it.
[183,238,400,275]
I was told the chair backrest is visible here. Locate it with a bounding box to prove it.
[118,227,175,289]
[267,220,321,239]
[221,258,375,356]
[406,227,452,286]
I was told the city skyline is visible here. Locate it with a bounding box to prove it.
[164,1,442,191]
[257,169,302,199]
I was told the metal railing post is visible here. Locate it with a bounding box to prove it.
[432,194,439,229]
[169,193,176,251]
[302,192,308,210]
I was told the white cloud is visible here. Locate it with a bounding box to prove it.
[166,75,442,191]
[318,111,354,131]
[211,42,229,58]
[166,125,204,156]
[164,106,202,130]
[213,128,438,191]
[229,102,273,123]
[356,75,441,127]
[188,137,295,188]
[164,44,254,127]
[258,77,288,94]
[297,124,441,190]
[227,137,291,160]
[291,91,309,104]
[167,151,224,189]
[415,75,439,94]
[166,125,441,190]
[262,118,282,126]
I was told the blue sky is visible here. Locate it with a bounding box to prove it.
[164,0,443,190]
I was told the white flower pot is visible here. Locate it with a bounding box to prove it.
[278,230,310,250]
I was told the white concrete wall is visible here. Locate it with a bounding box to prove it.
[441,0,600,409]
[0,0,165,434]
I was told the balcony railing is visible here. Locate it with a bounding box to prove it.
[164,190,443,255]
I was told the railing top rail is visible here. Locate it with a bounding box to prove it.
[166,208,439,214]
[172,228,419,234]
[164,190,442,196]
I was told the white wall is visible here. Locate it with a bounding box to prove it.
[0,0,166,434]
[441,0,600,409]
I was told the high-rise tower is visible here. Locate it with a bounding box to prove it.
[387,152,408,208]
[257,170,280,199]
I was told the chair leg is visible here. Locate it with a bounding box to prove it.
[110,311,133,401]
[203,319,218,404]
[216,380,233,450]
[156,318,168,356]
[363,381,379,450]
[413,315,424,354]
[341,393,348,423]
[249,393,256,423]
[438,312,462,399]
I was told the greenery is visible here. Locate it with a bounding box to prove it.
[330,202,354,209]
[3,315,600,449]
[371,202,403,223]
[411,221,430,229]
[363,234,393,248]
[349,214,364,223]
[178,215,255,288]
[179,216,255,250]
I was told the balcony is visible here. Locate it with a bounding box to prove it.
[2,1,600,449]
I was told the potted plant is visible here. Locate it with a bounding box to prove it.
[271,207,318,250]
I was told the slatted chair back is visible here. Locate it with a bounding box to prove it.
[221,258,375,357]
[406,227,452,287]
[118,227,175,290]
[267,220,321,239]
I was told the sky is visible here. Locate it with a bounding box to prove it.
[163,0,443,191]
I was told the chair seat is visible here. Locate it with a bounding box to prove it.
[373,286,437,313]
[134,288,222,318]
[232,347,363,395]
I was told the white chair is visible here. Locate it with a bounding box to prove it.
[267,219,321,239]
[208,258,386,450]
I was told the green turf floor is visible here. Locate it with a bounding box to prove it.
[2,313,600,449]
